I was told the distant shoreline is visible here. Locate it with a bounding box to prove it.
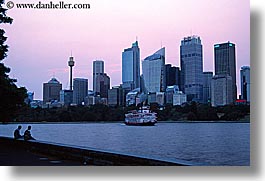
[1,120,250,125]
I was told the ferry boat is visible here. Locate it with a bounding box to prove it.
[125,106,157,126]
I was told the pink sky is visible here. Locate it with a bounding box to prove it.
[3,0,250,99]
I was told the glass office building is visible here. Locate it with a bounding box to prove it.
[180,35,203,102]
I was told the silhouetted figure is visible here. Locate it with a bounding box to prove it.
[24,126,35,141]
[14,125,23,139]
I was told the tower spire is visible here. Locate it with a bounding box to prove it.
[68,52,75,91]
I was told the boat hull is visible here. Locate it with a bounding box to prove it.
[124,121,156,126]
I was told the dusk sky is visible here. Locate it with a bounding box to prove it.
[3,0,249,100]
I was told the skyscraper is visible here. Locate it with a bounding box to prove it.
[180,35,203,102]
[95,73,110,98]
[142,47,166,93]
[202,72,213,104]
[240,66,250,102]
[93,60,104,92]
[122,41,140,90]
[214,42,237,101]
[73,78,88,105]
[211,75,233,107]
[43,78,62,103]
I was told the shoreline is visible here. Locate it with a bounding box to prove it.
[1,120,250,124]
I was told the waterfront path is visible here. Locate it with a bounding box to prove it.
[0,137,193,166]
[0,139,82,166]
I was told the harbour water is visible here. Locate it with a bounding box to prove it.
[0,122,250,166]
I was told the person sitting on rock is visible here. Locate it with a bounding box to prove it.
[24,125,36,141]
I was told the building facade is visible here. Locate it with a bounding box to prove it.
[108,86,123,107]
[43,78,62,103]
[180,35,203,102]
[214,42,237,102]
[73,78,88,105]
[173,92,187,106]
[202,72,213,104]
[60,90,73,106]
[165,85,179,104]
[211,75,233,107]
[122,41,140,90]
[142,47,166,93]
[93,60,104,92]
[240,66,250,102]
[95,73,110,98]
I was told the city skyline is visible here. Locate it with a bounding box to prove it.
[3,0,249,99]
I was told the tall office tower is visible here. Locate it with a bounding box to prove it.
[175,67,181,89]
[165,65,181,88]
[180,35,203,102]
[142,47,166,93]
[95,73,110,98]
[211,75,233,107]
[68,54,75,90]
[240,66,250,102]
[93,60,104,92]
[202,72,213,104]
[73,78,88,105]
[122,41,140,90]
[165,64,177,87]
[43,78,62,103]
[214,42,237,101]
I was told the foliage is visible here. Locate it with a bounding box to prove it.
[14,103,250,122]
[0,1,27,122]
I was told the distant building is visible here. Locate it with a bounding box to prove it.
[73,78,88,105]
[126,88,142,106]
[202,72,213,104]
[147,92,165,106]
[211,75,233,107]
[173,91,187,106]
[165,64,181,89]
[43,78,62,104]
[142,47,166,93]
[30,100,42,108]
[180,35,203,102]
[95,73,110,98]
[240,66,250,102]
[214,42,237,102]
[60,90,73,106]
[108,86,123,107]
[93,60,104,92]
[165,85,179,104]
[25,92,34,105]
[122,41,140,90]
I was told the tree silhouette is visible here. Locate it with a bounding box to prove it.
[0,0,27,122]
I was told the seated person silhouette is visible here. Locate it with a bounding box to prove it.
[24,126,36,141]
[14,125,23,139]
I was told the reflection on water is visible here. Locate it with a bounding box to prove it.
[0,122,250,166]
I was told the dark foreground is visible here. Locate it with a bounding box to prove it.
[0,138,82,166]
[0,137,197,166]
